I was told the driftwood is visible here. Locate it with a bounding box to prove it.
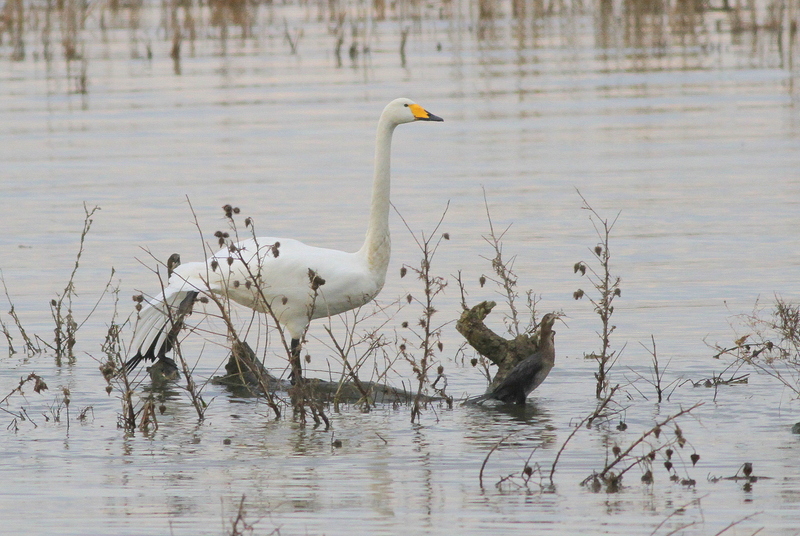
[456,300,547,392]
[212,340,442,405]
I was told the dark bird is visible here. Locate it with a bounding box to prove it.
[468,312,558,405]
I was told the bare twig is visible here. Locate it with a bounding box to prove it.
[479,432,516,489]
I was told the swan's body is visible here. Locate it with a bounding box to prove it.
[126,98,443,380]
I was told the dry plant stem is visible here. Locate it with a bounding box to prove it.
[549,385,619,487]
[153,263,206,420]
[323,324,372,408]
[228,493,266,536]
[647,495,708,536]
[51,203,100,363]
[318,303,401,407]
[479,432,515,490]
[97,279,138,431]
[0,320,14,354]
[574,190,622,399]
[712,295,800,396]
[598,401,702,480]
[0,373,48,421]
[186,201,294,420]
[648,336,664,402]
[188,199,288,416]
[480,189,526,336]
[196,199,295,371]
[1,271,40,355]
[397,204,450,423]
[628,335,681,403]
[711,512,763,536]
[0,297,15,354]
[206,291,282,419]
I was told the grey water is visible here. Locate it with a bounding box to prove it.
[1,0,800,534]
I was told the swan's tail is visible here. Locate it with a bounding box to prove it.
[125,262,207,373]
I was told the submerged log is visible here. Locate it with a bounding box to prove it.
[212,340,442,405]
[456,300,548,392]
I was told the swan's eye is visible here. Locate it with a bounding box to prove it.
[404,104,409,107]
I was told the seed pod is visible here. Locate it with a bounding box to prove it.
[664,461,673,471]
[595,245,603,256]
[402,321,409,328]
[406,294,413,303]
[612,445,621,456]
[743,463,753,477]
[437,365,444,374]
[470,358,478,367]
[665,449,673,460]
[233,207,240,214]
[442,232,450,240]
[573,289,585,300]
[641,470,653,483]
[214,231,223,238]
[211,260,219,272]
[437,342,443,352]
[523,465,533,477]
[281,297,288,305]
[227,257,234,266]
[400,266,407,278]
[690,454,700,466]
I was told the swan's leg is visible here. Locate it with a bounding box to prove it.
[289,338,303,384]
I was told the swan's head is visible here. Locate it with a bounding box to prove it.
[383,98,443,125]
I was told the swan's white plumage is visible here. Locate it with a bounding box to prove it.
[127,98,442,371]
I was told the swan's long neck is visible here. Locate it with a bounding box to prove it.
[359,114,397,277]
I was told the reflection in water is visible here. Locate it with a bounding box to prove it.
[1,0,797,95]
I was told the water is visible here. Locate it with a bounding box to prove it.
[1,0,800,533]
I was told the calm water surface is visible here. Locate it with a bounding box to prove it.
[1,0,800,534]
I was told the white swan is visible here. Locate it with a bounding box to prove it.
[126,98,443,382]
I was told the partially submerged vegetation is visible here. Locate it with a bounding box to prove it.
[0,184,794,536]
[711,295,800,397]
